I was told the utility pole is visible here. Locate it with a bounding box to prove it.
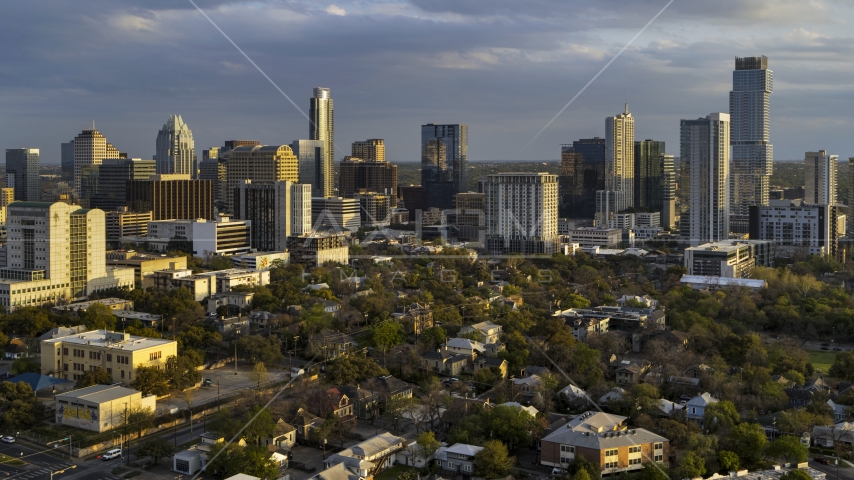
[216,376,220,410]
[124,402,129,466]
[235,343,238,375]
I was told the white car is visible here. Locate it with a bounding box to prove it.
[102,448,121,460]
[0,436,14,444]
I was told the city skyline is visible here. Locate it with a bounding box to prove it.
[1,1,853,165]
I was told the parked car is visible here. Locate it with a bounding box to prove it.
[291,367,305,378]
[814,457,830,465]
[203,378,212,387]
[0,436,14,444]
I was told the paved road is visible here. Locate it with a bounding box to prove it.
[808,459,854,480]
[0,440,121,480]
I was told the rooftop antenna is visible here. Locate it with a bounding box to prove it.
[624,102,629,115]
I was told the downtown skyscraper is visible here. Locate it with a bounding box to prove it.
[73,128,123,197]
[805,150,837,205]
[682,113,730,246]
[421,123,468,210]
[596,105,634,224]
[5,148,41,201]
[309,87,335,197]
[730,55,773,234]
[155,114,197,177]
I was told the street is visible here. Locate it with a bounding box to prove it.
[0,440,121,480]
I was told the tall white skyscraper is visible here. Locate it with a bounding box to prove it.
[484,172,558,254]
[73,128,123,197]
[805,150,837,205]
[682,113,731,246]
[730,55,773,233]
[309,88,334,197]
[596,105,634,224]
[155,114,197,177]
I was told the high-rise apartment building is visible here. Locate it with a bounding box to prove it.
[421,123,468,210]
[309,88,335,197]
[311,197,360,232]
[351,139,385,162]
[805,150,837,205]
[749,200,839,258]
[661,154,677,229]
[558,138,606,219]
[730,55,773,234]
[90,158,156,211]
[634,140,665,210]
[290,140,327,198]
[287,233,349,267]
[233,180,312,251]
[127,175,214,220]
[5,149,40,202]
[73,128,123,197]
[61,141,74,177]
[484,173,558,254]
[339,157,398,204]
[154,114,197,177]
[849,157,854,237]
[454,192,486,242]
[355,192,393,227]
[224,145,299,213]
[682,113,731,246]
[0,202,134,310]
[595,105,635,225]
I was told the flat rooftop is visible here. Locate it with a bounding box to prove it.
[56,384,141,404]
[42,329,175,351]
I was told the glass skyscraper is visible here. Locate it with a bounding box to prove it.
[421,123,468,211]
[558,137,605,219]
[5,148,40,201]
[634,140,666,211]
[309,88,335,198]
[290,139,326,198]
[155,114,197,177]
[730,55,773,234]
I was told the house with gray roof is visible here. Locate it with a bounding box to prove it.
[435,443,484,477]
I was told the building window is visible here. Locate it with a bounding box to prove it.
[149,351,162,361]
[629,446,641,453]
[629,458,642,466]
[605,449,618,457]
[62,347,68,355]
[107,368,112,374]
[463,464,471,472]
[107,354,112,362]
[121,370,125,378]
[605,461,619,469]
[560,445,574,453]
[654,443,663,450]
[654,455,663,462]
[447,462,455,470]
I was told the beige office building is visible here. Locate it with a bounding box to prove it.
[105,209,152,239]
[225,145,299,213]
[105,251,187,284]
[73,129,123,197]
[0,187,13,224]
[56,384,156,432]
[41,330,177,383]
[351,139,385,162]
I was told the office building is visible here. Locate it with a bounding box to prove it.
[42,330,176,384]
[596,106,634,223]
[61,141,74,177]
[730,55,773,234]
[355,192,392,227]
[309,88,335,197]
[141,216,252,256]
[559,138,606,219]
[91,158,156,211]
[351,139,385,162]
[55,384,156,432]
[454,192,486,242]
[290,139,327,198]
[0,202,135,310]
[127,175,214,220]
[682,113,731,246]
[224,145,299,213]
[339,156,398,204]
[400,186,426,220]
[750,200,840,258]
[484,173,558,254]
[73,128,124,197]
[850,158,854,237]
[421,123,468,210]
[233,180,312,251]
[661,154,677,229]
[5,149,40,201]
[155,114,197,177]
[288,233,349,266]
[312,197,360,232]
[634,140,665,210]
[805,150,837,205]
[199,157,227,208]
[105,251,187,285]
[684,240,774,278]
[105,209,152,240]
[231,251,290,271]
[0,188,13,224]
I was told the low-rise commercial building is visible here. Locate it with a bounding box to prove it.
[288,233,349,266]
[142,269,214,302]
[106,251,188,285]
[684,240,774,278]
[566,228,623,247]
[41,330,177,383]
[231,251,289,270]
[55,384,155,432]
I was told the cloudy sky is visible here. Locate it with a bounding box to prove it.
[1,0,852,164]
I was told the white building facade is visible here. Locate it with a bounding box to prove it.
[805,150,837,206]
[682,113,730,246]
[155,114,197,178]
[485,172,558,254]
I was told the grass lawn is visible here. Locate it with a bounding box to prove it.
[375,465,419,480]
[0,453,26,466]
[807,349,838,374]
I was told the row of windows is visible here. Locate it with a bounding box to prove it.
[629,446,642,453]
[605,449,618,457]
[149,351,162,361]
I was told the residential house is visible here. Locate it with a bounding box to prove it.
[267,445,289,469]
[599,388,625,405]
[311,299,340,316]
[686,392,719,424]
[523,365,550,378]
[685,364,715,378]
[326,387,354,419]
[828,400,852,423]
[444,338,486,358]
[656,399,685,418]
[499,402,539,417]
[312,456,373,480]
[173,433,225,475]
[392,303,434,334]
[813,421,854,448]
[292,408,324,442]
[786,377,831,409]
[308,330,356,360]
[514,375,542,398]
[209,316,250,336]
[540,411,669,473]
[472,357,508,378]
[434,443,484,478]
[326,432,407,475]
[567,316,609,340]
[617,295,658,308]
[615,361,651,385]
[459,321,503,344]
[421,349,470,376]
[4,338,28,359]
[339,375,414,420]
[263,418,296,449]
[557,384,588,403]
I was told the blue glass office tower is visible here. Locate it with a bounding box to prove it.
[421,123,467,210]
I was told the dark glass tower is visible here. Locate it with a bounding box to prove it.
[421,123,467,210]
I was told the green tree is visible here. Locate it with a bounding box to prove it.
[126,406,155,439]
[718,450,740,472]
[131,365,170,396]
[766,436,808,463]
[165,355,202,390]
[416,431,441,459]
[299,304,336,335]
[638,462,668,480]
[420,326,446,350]
[207,443,279,479]
[75,367,112,388]
[3,307,54,337]
[78,303,118,330]
[0,381,45,429]
[242,406,275,445]
[248,362,269,390]
[473,440,515,479]
[780,470,813,480]
[372,321,403,364]
[325,356,388,385]
[237,335,284,364]
[485,405,537,450]
[574,469,592,480]
[209,407,241,439]
[704,400,740,432]
[679,451,706,479]
[830,352,854,381]
[9,357,40,375]
[135,438,175,465]
[564,455,601,479]
[730,423,767,467]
